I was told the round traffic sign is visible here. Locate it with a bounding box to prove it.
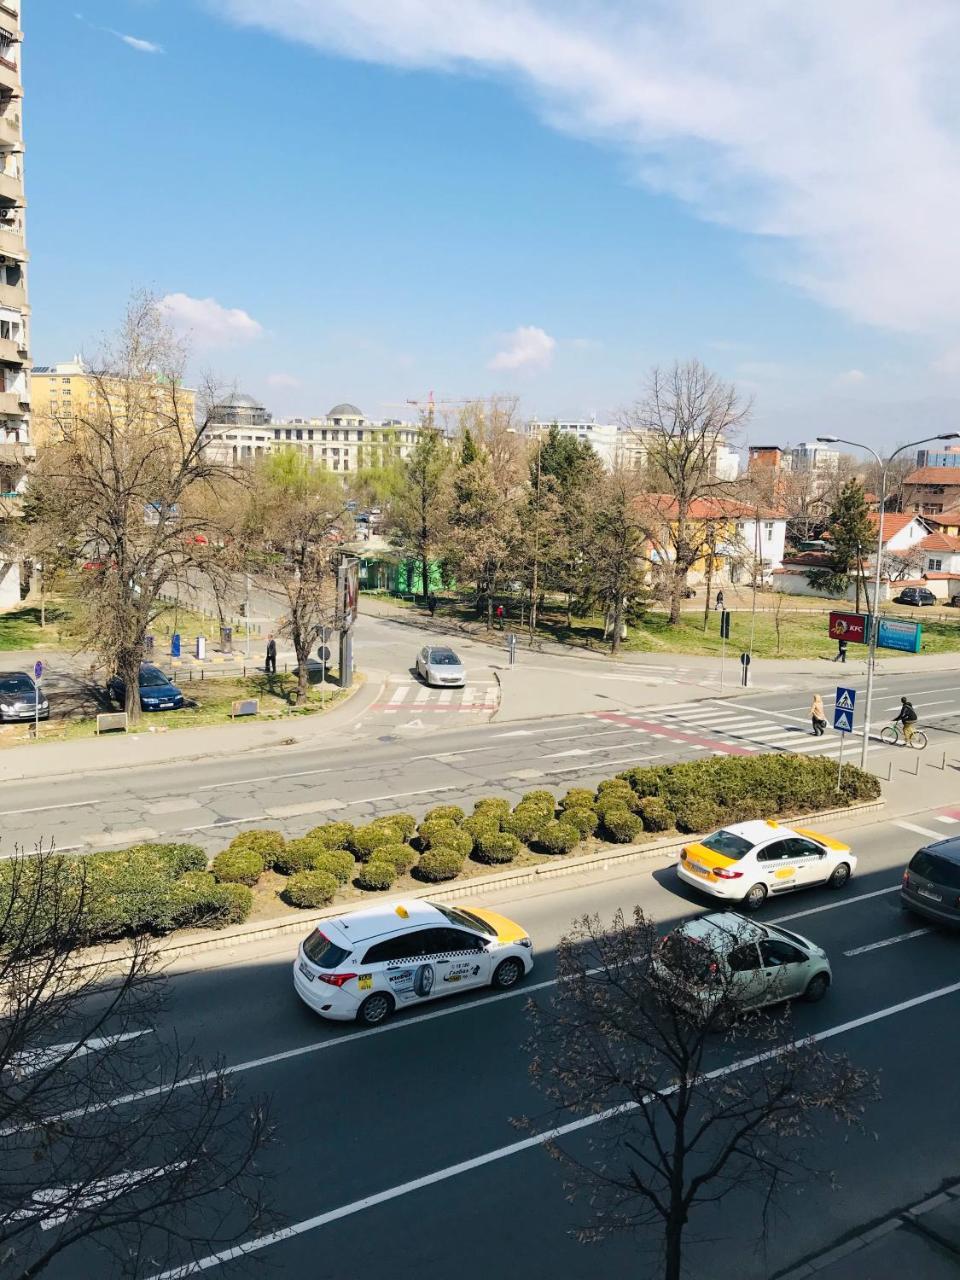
[740,652,751,665]
[317,645,331,663]
[33,660,43,681]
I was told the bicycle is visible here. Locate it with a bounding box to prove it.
[880,722,928,750]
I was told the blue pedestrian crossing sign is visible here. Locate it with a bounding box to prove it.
[834,685,856,733]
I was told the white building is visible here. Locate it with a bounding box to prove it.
[788,441,840,472]
[714,442,740,481]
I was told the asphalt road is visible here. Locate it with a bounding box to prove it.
[3,668,960,856]
[41,802,960,1280]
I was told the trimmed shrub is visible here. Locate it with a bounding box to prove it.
[386,813,418,839]
[312,849,356,885]
[519,790,557,817]
[560,788,596,812]
[674,797,724,835]
[602,807,644,843]
[130,842,207,876]
[283,870,338,908]
[352,822,403,861]
[210,848,264,887]
[171,874,254,930]
[595,790,639,819]
[305,821,355,851]
[273,837,326,876]
[226,829,286,866]
[473,797,510,822]
[502,804,551,843]
[374,842,418,874]
[423,805,465,826]
[536,820,580,855]
[473,831,521,864]
[417,848,465,882]
[211,882,254,925]
[637,796,675,833]
[562,806,599,838]
[356,860,397,891]
[463,814,500,843]
[85,846,182,937]
[418,820,472,858]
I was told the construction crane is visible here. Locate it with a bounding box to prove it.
[382,392,477,433]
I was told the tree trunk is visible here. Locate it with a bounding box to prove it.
[610,597,623,655]
[420,550,429,603]
[702,537,715,633]
[663,1212,684,1280]
[120,647,143,725]
[295,643,310,705]
[669,565,684,625]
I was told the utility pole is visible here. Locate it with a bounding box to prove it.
[244,574,251,658]
[529,432,542,639]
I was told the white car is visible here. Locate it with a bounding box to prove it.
[293,900,534,1027]
[415,646,466,687]
[676,819,856,911]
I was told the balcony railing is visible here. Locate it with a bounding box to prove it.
[0,221,25,258]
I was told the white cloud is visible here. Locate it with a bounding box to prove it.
[213,0,960,337]
[76,15,163,52]
[836,368,867,385]
[267,372,302,389]
[489,325,556,371]
[159,293,263,348]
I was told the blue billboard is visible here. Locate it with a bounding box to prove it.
[877,617,922,653]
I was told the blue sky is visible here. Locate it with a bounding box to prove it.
[26,1,960,446]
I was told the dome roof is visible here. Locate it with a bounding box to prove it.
[219,391,263,409]
[328,402,363,418]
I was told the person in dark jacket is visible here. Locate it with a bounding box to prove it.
[265,634,277,675]
[834,638,848,663]
[715,589,724,611]
[894,695,918,743]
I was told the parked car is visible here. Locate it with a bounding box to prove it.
[0,672,49,723]
[950,593,960,608]
[895,587,937,606]
[900,838,960,926]
[107,664,185,711]
[415,645,466,687]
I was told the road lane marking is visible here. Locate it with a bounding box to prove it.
[843,928,933,957]
[196,768,334,792]
[20,1163,189,1231]
[145,978,960,1279]
[10,1030,151,1079]
[892,821,944,839]
[0,798,100,817]
[770,885,898,923]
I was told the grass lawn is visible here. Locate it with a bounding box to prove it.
[0,669,355,747]
[0,594,254,653]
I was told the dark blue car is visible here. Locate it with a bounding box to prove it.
[107,663,185,711]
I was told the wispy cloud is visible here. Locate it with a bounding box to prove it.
[159,294,263,348]
[212,0,960,337]
[489,325,556,371]
[75,14,164,53]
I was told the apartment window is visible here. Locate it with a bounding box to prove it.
[285,429,292,440]
[330,430,339,441]
[274,429,280,440]
[295,429,303,441]
[307,429,314,441]
[61,377,69,384]
[343,458,350,471]
[321,429,327,441]
[357,430,364,441]
[929,558,943,571]
[764,521,774,541]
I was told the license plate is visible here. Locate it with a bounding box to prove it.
[917,887,942,902]
[159,702,172,708]
[298,961,315,981]
[686,862,709,876]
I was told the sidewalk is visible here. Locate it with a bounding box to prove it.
[777,1179,960,1278]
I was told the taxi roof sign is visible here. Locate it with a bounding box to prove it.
[395,905,409,919]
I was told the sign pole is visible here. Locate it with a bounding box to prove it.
[32,660,42,740]
[720,631,726,689]
[837,727,844,792]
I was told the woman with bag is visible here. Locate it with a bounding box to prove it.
[810,693,827,737]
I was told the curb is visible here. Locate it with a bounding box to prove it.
[148,797,885,966]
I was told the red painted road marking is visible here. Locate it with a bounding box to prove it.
[370,704,496,713]
[939,807,960,821]
[592,711,756,756]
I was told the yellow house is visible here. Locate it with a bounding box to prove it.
[31,358,197,448]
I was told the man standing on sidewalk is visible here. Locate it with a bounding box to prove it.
[265,634,277,675]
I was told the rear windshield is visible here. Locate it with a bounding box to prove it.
[0,676,32,695]
[303,929,351,969]
[434,904,496,937]
[430,651,460,666]
[701,831,753,861]
[909,849,960,889]
[140,668,170,688]
[658,934,716,982]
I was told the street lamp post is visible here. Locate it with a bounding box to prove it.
[817,432,960,767]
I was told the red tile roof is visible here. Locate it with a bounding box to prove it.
[904,467,960,486]
[637,494,787,520]
[916,531,960,554]
[866,512,928,542]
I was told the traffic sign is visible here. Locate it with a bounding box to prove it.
[317,645,331,664]
[834,710,854,733]
[33,660,42,683]
[740,652,751,665]
[720,609,731,639]
[835,686,856,713]
[834,686,856,733]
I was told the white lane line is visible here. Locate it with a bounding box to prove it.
[703,699,808,725]
[843,928,933,957]
[937,815,960,824]
[0,798,99,817]
[146,977,960,1279]
[770,885,899,923]
[10,1030,151,1079]
[197,768,333,793]
[893,821,945,839]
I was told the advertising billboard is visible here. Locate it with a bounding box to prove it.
[337,556,360,630]
[877,617,922,653]
[828,611,871,644]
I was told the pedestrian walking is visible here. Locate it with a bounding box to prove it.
[834,638,848,663]
[496,603,505,628]
[427,593,438,618]
[265,633,277,675]
[810,693,827,736]
[715,589,724,611]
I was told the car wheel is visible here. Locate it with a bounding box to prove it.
[802,972,830,1003]
[828,862,851,890]
[356,992,394,1027]
[491,958,524,990]
[743,883,767,911]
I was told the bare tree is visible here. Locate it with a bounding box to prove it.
[387,429,451,600]
[22,295,231,722]
[523,908,876,1280]
[581,468,651,654]
[445,430,521,627]
[626,361,749,623]
[862,452,917,514]
[0,845,272,1279]
[237,451,349,704]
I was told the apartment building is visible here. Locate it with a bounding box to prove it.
[788,441,840,472]
[902,466,960,515]
[0,0,29,606]
[200,397,422,472]
[31,358,197,448]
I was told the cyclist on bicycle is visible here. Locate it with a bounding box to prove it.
[894,696,918,743]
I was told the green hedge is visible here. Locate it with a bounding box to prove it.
[602,807,643,843]
[502,804,551,842]
[305,821,355,851]
[226,830,286,866]
[352,822,404,861]
[283,870,338,908]
[416,848,465,882]
[562,807,599,838]
[211,848,264,886]
[473,831,521,864]
[375,842,418,874]
[637,796,674,832]
[473,798,510,821]
[536,821,580,855]
[356,860,397,891]
[560,788,595,812]
[127,843,208,877]
[423,805,465,826]
[463,813,500,842]
[312,849,356,884]
[274,837,324,876]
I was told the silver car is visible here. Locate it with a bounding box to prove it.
[415,645,466,688]
[655,912,832,1014]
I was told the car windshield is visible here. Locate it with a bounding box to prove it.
[140,668,171,688]
[429,650,460,666]
[700,830,754,861]
[659,933,716,982]
[909,849,960,889]
[0,676,32,695]
[303,929,351,968]
[434,904,496,937]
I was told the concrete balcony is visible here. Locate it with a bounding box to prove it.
[0,1,20,31]
[0,222,25,259]
[0,390,26,417]
[0,336,25,365]
[0,170,21,202]
[0,60,18,96]
[0,440,33,462]
[0,280,24,310]
[0,111,20,148]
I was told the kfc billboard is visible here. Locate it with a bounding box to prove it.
[828,611,870,644]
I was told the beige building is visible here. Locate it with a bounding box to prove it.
[201,397,422,472]
[0,1,30,607]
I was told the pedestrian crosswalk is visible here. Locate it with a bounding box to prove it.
[372,682,500,716]
[590,700,875,758]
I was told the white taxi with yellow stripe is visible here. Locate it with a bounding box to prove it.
[293,899,534,1027]
[676,820,856,911]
